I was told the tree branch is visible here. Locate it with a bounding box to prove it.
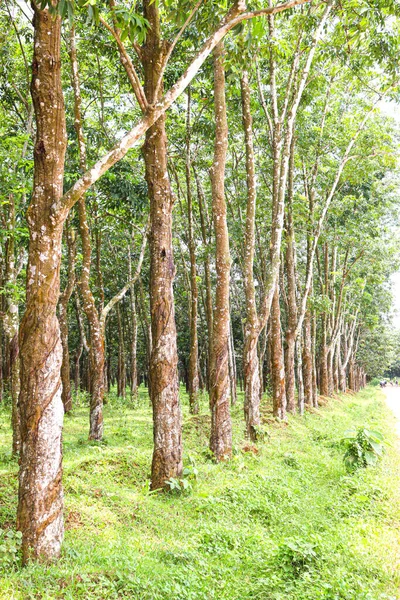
[59,0,313,214]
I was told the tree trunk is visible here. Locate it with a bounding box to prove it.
[185,88,200,415]
[241,70,261,440]
[129,279,138,402]
[209,43,232,461]
[284,139,297,414]
[142,0,182,489]
[285,335,296,413]
[319,316,329,396]
[70,23,105,440]
[229,319,237,406]
[270,286,286,420]
[311,312,318,407]
[296,338,304,414]
[302,311,313,406]
[117,304,126,399]
[58,220,75,413]
[195,169,213,391]
[17,6,67,563]
[3,194,21,454]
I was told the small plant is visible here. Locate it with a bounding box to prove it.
[282,452,300,469]
[341,427,386,472]
[0,529,22,568]
[166,458,198,495]
[165,477,192,494]
[277,537,319,577]
[251,424,270,442]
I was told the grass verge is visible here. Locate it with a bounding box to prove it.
[0,386,399,599]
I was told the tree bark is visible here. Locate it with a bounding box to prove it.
[271,286,286,419]
[209,43,232,461]
[195,168,213,391]
[142,0,182,489]
[129,258,138,402]
[117,304,126,398]
[296,339,304,414]
[70,23,105,439]
[302,311,313,406]
[284,139,298,413]
[3,194,21,453]
[185,88,200,414]
[17,6,67,563]
[240,70,261,440]
[58,220,76,413]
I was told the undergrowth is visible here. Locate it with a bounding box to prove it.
[0,386,399,599]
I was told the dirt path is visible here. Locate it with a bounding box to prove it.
[383,386,400,437]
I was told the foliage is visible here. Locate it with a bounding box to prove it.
[342,427,386,471]
[0,529,22,570]
[277,537,319,577]
[165,460,198,495]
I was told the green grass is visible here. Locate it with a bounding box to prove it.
[0,386,399,599]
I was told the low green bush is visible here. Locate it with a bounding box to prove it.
[342,427,386,471]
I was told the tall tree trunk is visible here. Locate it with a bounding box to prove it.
[142,0,182,489]
[302,310,313,406]
[229,318,237,406]
[70,24,105,439]
[209,43,232,461]
[195,169,213,391]
[271,286,286,419]
[319,315,329,396]
[58,219,76,413]
[185,88,199,414]
[3,194,21,453]
[296,338,304,414]
[311,311,318,407]
[240,70,260,440]
[284,139,297,414]
[117,304,126,399]
[129,260,138,402]
[17,6,67,563]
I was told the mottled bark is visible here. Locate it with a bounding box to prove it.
[195,169,213,390]
[271,286,286,419]
[117,304,126,398]
[319,315,329,396]
[142,0,182,489]
[296,339,304,414]
[240,70,260,440]
[58,220,75,413]
[302,311,313,405]
[284,139,297,413]
[185,89,199,414]
[228,319,237,406]
[129,258,138,401]
[209,43,232,461]
[3,194,21,453]
[70,24,105,439]
[17,6,67,562]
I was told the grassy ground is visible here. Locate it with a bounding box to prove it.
[0,386,399,600]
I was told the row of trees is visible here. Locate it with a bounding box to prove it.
[0,0,400,563]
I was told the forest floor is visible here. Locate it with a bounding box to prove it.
[0,386,399,600]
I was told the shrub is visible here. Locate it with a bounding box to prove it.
[342,428,386,472]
